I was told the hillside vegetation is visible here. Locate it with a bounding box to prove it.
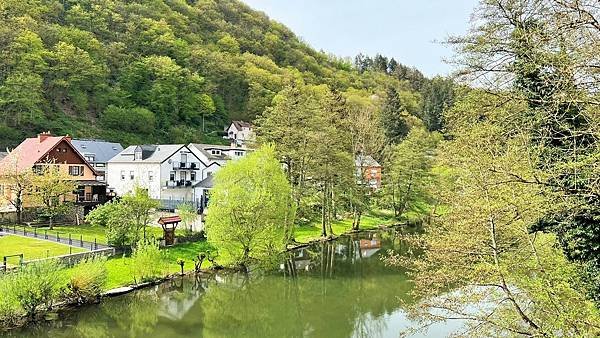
[0,0,450,148]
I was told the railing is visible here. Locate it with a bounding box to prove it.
[77,194,107,203]
[157,199,202,211]
[172,162,200,170]
[0,224,108,249]
[165,180,193,188]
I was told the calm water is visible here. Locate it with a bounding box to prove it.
[10,230,461,338]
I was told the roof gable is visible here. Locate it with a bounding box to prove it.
[0,135,96,174]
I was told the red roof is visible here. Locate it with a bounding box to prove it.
[0,134,94,174]
[158,216,182,225]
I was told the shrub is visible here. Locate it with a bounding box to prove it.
[66,257,108,304]
[131,238,166,283]
[12,260,65,317]
[0,273,23,326]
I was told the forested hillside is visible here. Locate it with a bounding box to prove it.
[0,0,451,148]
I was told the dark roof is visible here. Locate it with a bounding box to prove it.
[138,145,158,160]
[110,144,193,164]
[232,121,252,129]
[190,143,232,161]
[158,215,182,225]
[355,155,381,168]
[71,139,123,163]
[193,175,214,189]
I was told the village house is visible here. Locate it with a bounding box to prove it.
[355,155,382,189]
[188,143,250,211]
[0,132,106,214]
[225,120,254,147]
[71,139,123,183]
[107,144,206,210]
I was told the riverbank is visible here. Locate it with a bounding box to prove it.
[1,212,399,331]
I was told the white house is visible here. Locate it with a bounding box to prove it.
[188,143,250,211]
[107,144,207,209]
[225,121,254,147]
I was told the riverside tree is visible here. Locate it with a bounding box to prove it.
[383,127,441,219]
[387,90,600,336]
[257,83,354,237]
[449,0,600,302]
[204,145,295,268]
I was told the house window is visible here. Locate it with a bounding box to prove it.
[97,175,105,181]
[235,151,244,156]
[129,171,134,180]
[181,153,188,163]
[120,170,125,180]
[96,163,105,168]
[190,171,196,181]
[170,171,175,181]
[85,155,95,162]
[206,172,212,177]
[134,151,142,161]
[148,171,154,182]
[68,166,84,176]
[211,149,221,155]
[180,171,187,182]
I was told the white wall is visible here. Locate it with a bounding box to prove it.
[106,162,162,199]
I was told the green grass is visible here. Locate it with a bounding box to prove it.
[294,212,397,244]
[101,241,220,289]
[16,224,183,245]
[0,235,86,263]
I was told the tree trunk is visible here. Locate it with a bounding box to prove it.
[327,182,334,236]
[321,184,327,237]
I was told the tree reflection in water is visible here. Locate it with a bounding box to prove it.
[13,230,438,338]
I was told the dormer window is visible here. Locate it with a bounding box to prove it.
[211,149,221,155]
[134,150,142,160]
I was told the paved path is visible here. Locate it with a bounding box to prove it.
[0,226,111,251]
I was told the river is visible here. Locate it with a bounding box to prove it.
[9,230,462,337]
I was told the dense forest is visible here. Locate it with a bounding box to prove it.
[0,0,452,148]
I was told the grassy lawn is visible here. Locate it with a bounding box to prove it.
[0,235,86,263]
[294,211,397,243]
[101,241,219,289]
[15,224,183,245]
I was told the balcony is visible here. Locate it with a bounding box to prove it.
[172,162,200,170]
[76,193,107,205]
[166,180,193,188]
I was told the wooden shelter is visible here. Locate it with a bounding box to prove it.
[158,215,181,246]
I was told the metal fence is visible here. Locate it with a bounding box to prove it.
[0,224,108,250]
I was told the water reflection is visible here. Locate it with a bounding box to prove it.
[11,230,454,338]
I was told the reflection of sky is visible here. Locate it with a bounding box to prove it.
[352,311,465,338]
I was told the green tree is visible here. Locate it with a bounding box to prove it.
[384,128,441,219]
[449,0,600,303]
[205,145,295,268]
[388,96,600,336]
[30,164,77,230]
[379,87,422,143]
[121,186,160,242]
[0,152,34,224]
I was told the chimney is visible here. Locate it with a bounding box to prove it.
[38,131,52,143]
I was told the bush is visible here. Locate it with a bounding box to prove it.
[66,257,108,304]
[0,274,23,326]
[12,260,64,317]
[131,239,166,283]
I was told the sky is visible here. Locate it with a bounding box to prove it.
[241,0,479,77]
